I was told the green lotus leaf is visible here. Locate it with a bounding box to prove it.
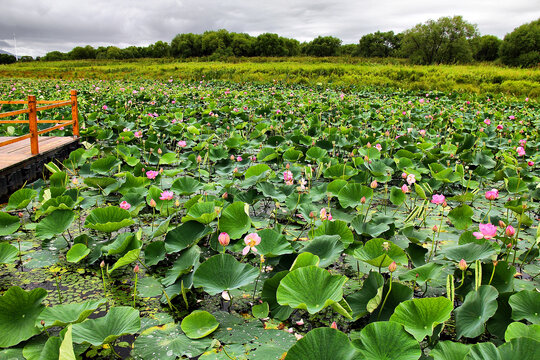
[182,202,219,224]
[59,325,76,360]
[90,155,121,175]
[252,302,270,319]
[116,173,150,194]
[162,246,200,286]
[5,188,36,210]
[338,183,373,208]
[159,152,179,165]
[36,210,75,239]
[66,243,91,263]
[300,235,343,268]
[509,290,540,324]
[84,206,134,233]
[374,282,414,321]
[108,249,141,274]
[0,286,47,348]
[505,322,540,342]
[171,177,203,195]
[326,179,348,196]
[193,254,259,295]
[181,310,219,339]
[311,220,354,248]
[137,276,163,298]
[164,221,212,253]
[257,147,277,162]
[218,202,251,239]
[455,285,499,339]
[466,342,501,360]
[323,164,357,180]
[245,164,271,178]
[306,146,328,161]
[350,215,391,238]
[289,252,320,271]
[430,341,472,360]
[276,265,347,314]
[0,243,18,264]
[282,148,303,161]
[38,298,106,328]
[390,186,406,206]
[71,306,140,346]
[36,195,77,219]
[256,229,294,257]
[352,321,421,360]
[448,204,474,230]
[399,263,444,285]
[0,212,20,236]
[285,327,357,360]
[442,242,496,263]
[346,271,384,320]
[390,297,453,341]
[144,241,166,266]
[261,271,294,321]
[83,176,117,190]
[132,322,211,360]
[497,337,540,360]
[102,232,141,256]
[353,238,407,267]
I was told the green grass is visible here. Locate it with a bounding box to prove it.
[2,57,538,97]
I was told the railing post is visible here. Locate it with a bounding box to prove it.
[28,95,39,155]
[71,90,79,137]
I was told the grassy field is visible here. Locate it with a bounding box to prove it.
[1,57,539,97]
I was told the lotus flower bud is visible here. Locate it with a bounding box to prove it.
[218,232,230,247]
[370,180,378,189]
[458,259,467,271]
[388,261,397,273]
[149,199,157,208]
[432,225,438,232]
[157,148,162,154]
[100,260,105,268]
[499,220,506,228]
[505,225,515,237]
[133,264,139,273]
[360,196,366,204]
[330,321,338,329]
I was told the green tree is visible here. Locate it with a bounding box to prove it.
[148,41,170,58]
[0,53,16,64]
[254,33,287,56]
[471,35,501,61]
[305,36,342,56]
[499,19,540,67]
[340,44,358,56]
[201,29,231,56]
[171,33,203,58]
[42,51,67,61]
[358,31,401,57]
[230,33,254,57]
[400,16,479,64]
[68,45,96,60]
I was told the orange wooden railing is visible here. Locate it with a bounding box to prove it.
[0,90,79,155]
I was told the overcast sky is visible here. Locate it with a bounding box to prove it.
[1,0,538,57]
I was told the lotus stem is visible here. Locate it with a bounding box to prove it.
[55,274,63,304]
[132,269,139,307]
[377,274,392,320]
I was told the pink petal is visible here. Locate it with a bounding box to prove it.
[242,246,250,255]
[473,232,484,240]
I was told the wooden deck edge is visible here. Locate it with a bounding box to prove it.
[0,138,80,202]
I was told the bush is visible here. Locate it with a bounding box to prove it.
[500,19,540,67]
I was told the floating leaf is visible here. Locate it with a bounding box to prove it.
[253,302,270,319]
[181,310,219,339]
[448,204,474,230]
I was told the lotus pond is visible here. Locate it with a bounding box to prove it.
[0,79,539,359]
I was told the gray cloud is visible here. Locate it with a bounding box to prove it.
[0,0,538,57]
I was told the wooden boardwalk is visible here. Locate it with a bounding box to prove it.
[0,136,80,200]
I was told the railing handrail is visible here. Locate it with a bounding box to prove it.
[0,90,79,154]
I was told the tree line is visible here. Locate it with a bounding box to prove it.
[2,16,538,67]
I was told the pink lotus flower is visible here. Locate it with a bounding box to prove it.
[320,208,328,220]
[401,184,409,193]
[473,223,497,240]
[178,140,187,148]
[496,124,503,130]
[146,170,159,179]
[483,118,491,125]
[431,194,445,205]
[419,129,426,137]
[102,105,108,110]
[134,131,142,138]
[406,174,416,185]
[283,170,293,185]
[218,232,230,247]
[159,190,174,201]
[517,147,525,156]
[243,233,261,255]
[505,225,515,237]
[528,161,535,167]
[119,201,131,210]
[375,143,382,151]
[485,189,499,201]
[236,156,243,162]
